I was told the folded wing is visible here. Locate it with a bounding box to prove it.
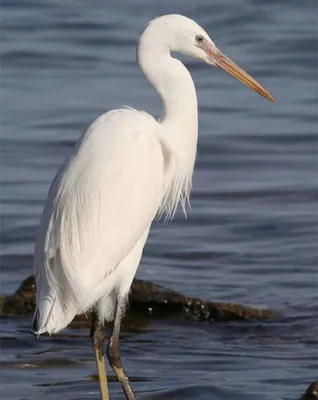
[33,109,165,333]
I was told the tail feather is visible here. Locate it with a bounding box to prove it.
[32,296,76,335]
[32,308,40,333]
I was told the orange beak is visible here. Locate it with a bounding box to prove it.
[211,49,275,102]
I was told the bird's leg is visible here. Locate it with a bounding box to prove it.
[107,297,136,400]
[90,312,109,400]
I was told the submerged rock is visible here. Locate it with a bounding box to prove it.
[0,275,275,323]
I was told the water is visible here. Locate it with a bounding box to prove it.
[1,0,317,399]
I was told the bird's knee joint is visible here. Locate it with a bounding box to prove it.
[91,328,105,360]
[107,341,122,370]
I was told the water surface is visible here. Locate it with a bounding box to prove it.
[1,0,317,399]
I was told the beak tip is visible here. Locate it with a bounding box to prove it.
[259,89,275,103]
[268,94,276,103]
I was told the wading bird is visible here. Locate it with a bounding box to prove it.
[32,14,274,400]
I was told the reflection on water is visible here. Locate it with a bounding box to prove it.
[1,0,317,399]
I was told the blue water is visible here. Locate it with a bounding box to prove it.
[1,1,317,399]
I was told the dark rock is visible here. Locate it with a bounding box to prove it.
[0,275,275,324]
[300,381,318,400]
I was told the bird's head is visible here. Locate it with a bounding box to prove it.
[142,14,275,102]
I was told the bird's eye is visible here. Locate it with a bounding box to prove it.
[196,35,204,44]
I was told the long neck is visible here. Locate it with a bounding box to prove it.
[138,49,198,139]
[137,44,199,217]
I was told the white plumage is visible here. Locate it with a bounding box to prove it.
[32,14,274,340]
[34,109,176,333]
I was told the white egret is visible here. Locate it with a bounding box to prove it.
[32,14,274,400]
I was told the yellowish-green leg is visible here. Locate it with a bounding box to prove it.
[107,297,136,400]
[91,312,109,400]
